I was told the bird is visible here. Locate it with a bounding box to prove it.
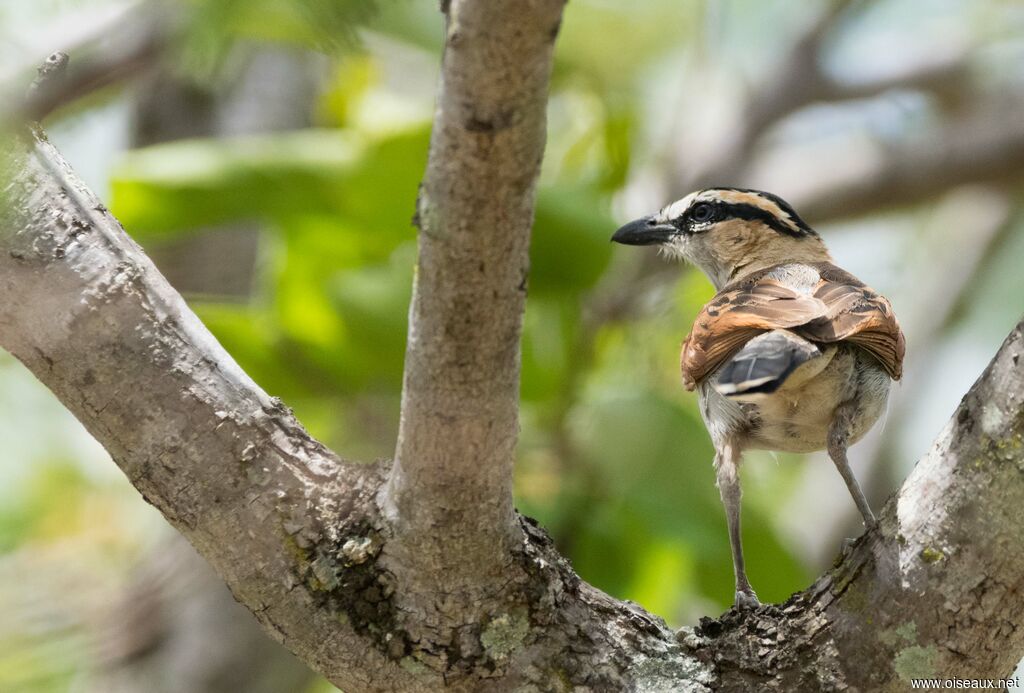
[610,187,905,609]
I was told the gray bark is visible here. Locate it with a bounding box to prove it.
[381,0,566,650]
[1,126,399,690]
[85,44,328,693]
[3,1,1024,690]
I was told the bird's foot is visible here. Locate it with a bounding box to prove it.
[839,518,878,554]
[734,588,760,610]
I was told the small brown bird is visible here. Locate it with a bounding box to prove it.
[612,188,905,608]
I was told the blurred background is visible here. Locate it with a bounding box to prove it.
[1,0,1023,690]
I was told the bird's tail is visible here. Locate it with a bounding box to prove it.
[714,329,824,397]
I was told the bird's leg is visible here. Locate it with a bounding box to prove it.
[715,439,759,608]
[828,402,877,531]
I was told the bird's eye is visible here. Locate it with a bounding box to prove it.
[690,203,713,223]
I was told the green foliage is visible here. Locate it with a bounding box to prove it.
[180,0,378,73]
[531,186,614,296]
[0,462,83,553]
[111,127,425,235]
[553,0,699,88]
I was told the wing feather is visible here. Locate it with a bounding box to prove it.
[680,263,905,390]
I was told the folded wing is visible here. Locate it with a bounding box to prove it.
[680,263,905,390]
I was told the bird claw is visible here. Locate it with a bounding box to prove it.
[734,588,760,610]
[840,519,878,554]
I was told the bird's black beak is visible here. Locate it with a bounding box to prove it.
[611,216,678,246]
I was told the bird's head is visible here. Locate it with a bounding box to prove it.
[611,188,831,289]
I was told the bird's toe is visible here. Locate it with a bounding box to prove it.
[734,588,761,610]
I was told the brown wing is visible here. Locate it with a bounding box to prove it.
[680,263,905,391]
[799,269,905,380]
[680,279,830,390]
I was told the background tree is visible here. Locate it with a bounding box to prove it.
[2,0,1024,690]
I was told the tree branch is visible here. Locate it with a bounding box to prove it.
[6,5,167,126]
[787,105,1024,222]
[0,128,401,690]
[380,0,566,637]
[1,7,706,690]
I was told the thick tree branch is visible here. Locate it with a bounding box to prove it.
[381,0,566,638]
[0,129,712,693]
[0,128,404,691]
[7,123,1024,690]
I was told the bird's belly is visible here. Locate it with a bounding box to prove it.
[745,386,845,453]
[700,347,891,454]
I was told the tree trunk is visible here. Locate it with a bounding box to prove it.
[3,0,1024,689]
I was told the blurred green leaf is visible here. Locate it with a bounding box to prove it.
[521,297,580,402]
[110,127,429,238]
[368,0,444,53]
[0,462,86,552]
[531,185,615,296]
[180,0,377,74]
[565,385,808,612]
[317,55,380,127]
[553,0,698,89]
[628,540,696,619]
